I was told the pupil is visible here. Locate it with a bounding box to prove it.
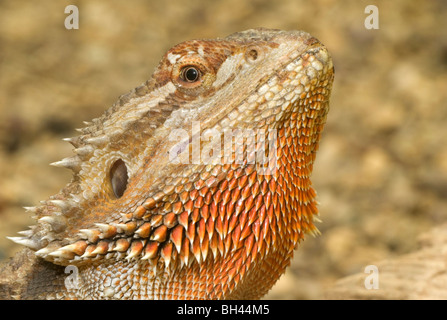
[185,67,198,82]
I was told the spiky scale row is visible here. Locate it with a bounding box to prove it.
[41,155,307,269]
[50,157,81,172]
[6,236,40,250]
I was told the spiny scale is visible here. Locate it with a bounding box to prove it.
[8,28,333,299]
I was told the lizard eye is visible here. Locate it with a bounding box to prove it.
[180,66,201,82]
[110,159,128,198]
[171,59,215,96]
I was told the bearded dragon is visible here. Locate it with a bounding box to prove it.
[1,28,334,299]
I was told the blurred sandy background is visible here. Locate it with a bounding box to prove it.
[0,0,446,299]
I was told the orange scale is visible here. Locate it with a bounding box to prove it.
[150,225,168,242]
[179,190,189,204]
[172,201,183,215]
[203,189,213,205]
[194,179,205,190]
[178,211,189,229]
[197,218,206,243]
[179,237,190,265]
[194,195,204,208]
[213,189,223,204]
[209,202,218,220]
[170,225,184,253]
[227,177,238,191]
[191,208,200,223]
[227,214,239,234]
[163,212,177,228]
[231,187,241,202]
[189,189,198,201]
[237,175,248,189]
[221,189,231,205]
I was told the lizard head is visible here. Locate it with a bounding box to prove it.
[9,28,334,277]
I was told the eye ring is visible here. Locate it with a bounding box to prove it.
[171,59,214,96]
[180,66,201,83]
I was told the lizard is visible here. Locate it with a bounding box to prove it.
[0,28,334,299]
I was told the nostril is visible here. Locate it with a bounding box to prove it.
[244,46,264,64]
[247,49,258,61]
[110,159,128,198]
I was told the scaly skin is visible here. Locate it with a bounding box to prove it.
[2,28,334,299]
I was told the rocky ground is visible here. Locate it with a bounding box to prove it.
[0,0,446,299]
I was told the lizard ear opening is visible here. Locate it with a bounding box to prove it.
[110,159,128,198]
